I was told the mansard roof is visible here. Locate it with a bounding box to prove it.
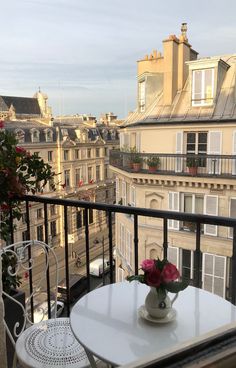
[0,96,41,115]
[124,54,236,128]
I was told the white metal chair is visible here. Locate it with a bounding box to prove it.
[0,240,97,368]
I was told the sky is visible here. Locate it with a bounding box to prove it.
[1,0,236,119]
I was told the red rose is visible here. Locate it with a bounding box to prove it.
[161,263,179,283]
[146,268,161,287]
[16,146,26,154]
[0,120,4,128]
[141,259,155,272]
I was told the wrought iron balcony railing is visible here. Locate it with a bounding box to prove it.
[110,150,236,178]
[4,194,236,316]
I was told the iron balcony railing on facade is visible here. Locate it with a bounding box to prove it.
[6,194,236,321]
[110,149,236,178]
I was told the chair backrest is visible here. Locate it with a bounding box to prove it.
[0,240,59,356]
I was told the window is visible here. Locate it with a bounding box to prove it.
[50,221,57,238]
[75,149,80,159]
[88,166,92,182]
[75,168,81,186]
[76,211,82,229]
[31,129,40,143]
[37,225,44,241]
[229,199,236,238]
[89,208,93,224]
[181,193,204,231]
[87,149,91,158]
[15,129,25,143]
[139,80,145,112]
[22,230,28,242]
[45,129,53,142]
[192,69,214,106]
[36,208,43,219]
[50,205,56,216]
[64,150,69,161]
[96,165,100,182]
[22,213,27,224]
[48,151,53,162]
[96,148,100,157]
[186,132,207,167]
[104,164,108,179]
[104,147,108,156]
[64,170,70,187]
[202,253,226,298]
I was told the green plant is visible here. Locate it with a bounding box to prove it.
[132,153,143,164]
[0,120,56,241]
[186,156,199,168]
[146,156,160,167]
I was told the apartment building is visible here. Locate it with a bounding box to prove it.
[110,24,236,299]
[1,92,120,252]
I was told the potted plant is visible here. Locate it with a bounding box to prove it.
[186,156,199,176]
[132,153,143,172]
[146,156,160,172]
[0,120,56,241]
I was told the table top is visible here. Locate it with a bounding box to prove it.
[70,282,236,366]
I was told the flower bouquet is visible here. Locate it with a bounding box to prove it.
[127,258,188,319]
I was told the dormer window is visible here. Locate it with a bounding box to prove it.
[139,80,146,112]
[31,129,40,143]
[15,129,25,143]
[45,129,53,142]
[192,69,214,106]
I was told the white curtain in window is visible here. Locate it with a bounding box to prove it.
[167,246,179,268]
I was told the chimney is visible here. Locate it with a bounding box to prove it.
[163,34,179,105]
[178,23,196,90]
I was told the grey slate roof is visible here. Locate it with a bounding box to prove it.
[0,96,41,115]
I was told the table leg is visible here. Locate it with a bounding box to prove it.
[84,347,98,368]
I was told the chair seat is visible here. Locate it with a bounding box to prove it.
[15,317,91,368]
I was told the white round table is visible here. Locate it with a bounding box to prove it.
[70,282,236,366]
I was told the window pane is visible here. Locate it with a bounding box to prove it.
[193,70,202,100]
[214,278,224,297]
[184,195,192,213]
[204,69,213,100]
[204,275,213,292]
[195,196,203,214]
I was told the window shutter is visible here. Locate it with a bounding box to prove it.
[116,178,119,203]
[167,246,179,268]
[175,132,183,172]
[168,192,179,230]
[204,195,218,236]
[121,224,125,256]
[130,186,136,207]
[232,131,236,175]
[202,253,226,298]
[207,131,222,174]
[122,181,127,206]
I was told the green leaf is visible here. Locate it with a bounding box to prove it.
[164,280,189,293]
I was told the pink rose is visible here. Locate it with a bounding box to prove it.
[141,259,155,272]
[161,263,179,283]
[16,146,26,154]
[146,268,161,287]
